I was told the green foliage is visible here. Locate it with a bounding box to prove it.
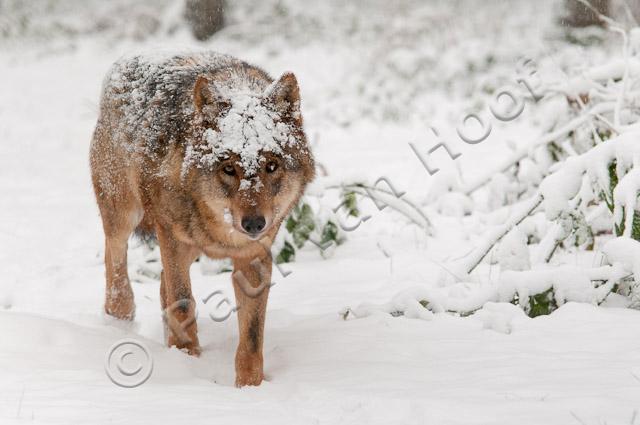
[286,203,316,248]
[616,209,640,240]
[342,191,360,217]
[597,128,612,142]
[601,160,640,240]
[632,213,640,241]
[320,221,340,246]
[275,240,296,264]
[603,160,617,214]
[527,289,558,317]
[511,289,558,318]
[568,211,594,250]
[275,193,358,263]
[547,142,564,162]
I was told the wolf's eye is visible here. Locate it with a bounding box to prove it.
[266,161,278,173]
[222,165,236,176]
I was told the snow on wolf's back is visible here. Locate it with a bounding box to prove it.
[98,50,274,152]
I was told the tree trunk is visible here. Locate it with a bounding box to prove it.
[184,0,225,41]
[563,0,610,27]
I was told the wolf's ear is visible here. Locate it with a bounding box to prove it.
[193,76,230,118]
[194,76,213,113]
[265,72,301,121]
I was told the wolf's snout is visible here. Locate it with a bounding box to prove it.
[241,215,266,235]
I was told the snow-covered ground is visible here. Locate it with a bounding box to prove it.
[2,1,640,424]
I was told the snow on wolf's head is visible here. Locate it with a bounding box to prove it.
[184,69,315,242]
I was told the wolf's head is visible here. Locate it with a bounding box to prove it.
[183,70,315,245]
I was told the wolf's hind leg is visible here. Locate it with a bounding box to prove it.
[91,133,142,320]
[98,195,142,320]
[104,231,136,320]
[102,206,142,320]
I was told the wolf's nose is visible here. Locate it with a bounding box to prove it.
[241,216,266,235]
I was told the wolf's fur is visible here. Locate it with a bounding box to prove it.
[90,51,314,386]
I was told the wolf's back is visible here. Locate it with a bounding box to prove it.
[97,51,269,155]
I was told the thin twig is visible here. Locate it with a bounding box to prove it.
[325,183,432,232]
[571,411,588,425]
[574,0,624,30]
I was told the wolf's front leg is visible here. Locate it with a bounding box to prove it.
[156,226,202,356]
[232,254,272,387]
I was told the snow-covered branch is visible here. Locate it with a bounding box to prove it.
[458,193,543,274]
[463,102,616,195]
[323,181,432,233]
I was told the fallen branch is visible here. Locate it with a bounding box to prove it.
[461,192,544,274]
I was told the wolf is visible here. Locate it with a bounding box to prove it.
[90,51,315,386]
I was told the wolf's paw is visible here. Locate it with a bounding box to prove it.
[235,371,264,387]
[168,334,201,357]
[104,299,136,321]
[235,351,264,387]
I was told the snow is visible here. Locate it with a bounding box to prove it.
[200,92,297,177]
[498,265,625,307]
[3,0,640,424]
[4,303,640,425]
[497,228,531,271]
[473,302,527,334]
[223,208,233,224]
[603,236,640,282]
